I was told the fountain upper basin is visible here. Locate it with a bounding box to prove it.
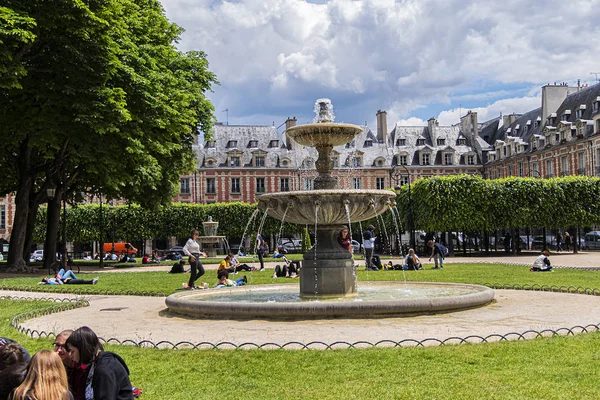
[257,189,396,225]
[285,122,364,147]
[165,282,495,319]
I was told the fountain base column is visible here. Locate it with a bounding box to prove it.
[300,226,356,296]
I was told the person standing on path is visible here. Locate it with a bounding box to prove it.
[255,232,266,272]
[183,230,207,289]
[363,225,376,270]
[428,240,444,269]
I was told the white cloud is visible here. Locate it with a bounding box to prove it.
[160,0,600,124]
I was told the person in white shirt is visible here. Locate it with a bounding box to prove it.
[531,249,553,272]
[182,230,207,289]
[363,225,376,270]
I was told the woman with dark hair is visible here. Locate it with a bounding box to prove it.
[10,350,71,400]
[337,226,353,254]
[66,327,133,400]
[182,229,207,290]
[0,342,28,400]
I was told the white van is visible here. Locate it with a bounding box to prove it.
[584,231,600,250]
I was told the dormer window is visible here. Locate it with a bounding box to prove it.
[248,140,258,148]
[364,139,373,147]
[457,138,466,145]
[268,140,279,148]
[226,140,238,148]
[396,138,406,146]
[594,97,600,114]
[345,140,355,149]
[436,138,445,146]
[205,141,216,148]
[352,157,362,167]
[416,138,426,146]
[576,106,585,119]
[420,152,430,165]
[254,156,265,167]
[523,125,528,134]
[444,153,453,165]
[397,154,408,166]
[561,110,571,121]
[230,156,241,167]
[466,154,475,165]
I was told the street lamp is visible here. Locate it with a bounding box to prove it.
[390,164,415,250]
[110,201,115,254]
[61,185,67,268]
[98,195,104,268]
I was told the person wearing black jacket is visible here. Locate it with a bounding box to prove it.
[66,326,133,400]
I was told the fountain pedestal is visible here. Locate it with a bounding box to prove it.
[300,226,356,296]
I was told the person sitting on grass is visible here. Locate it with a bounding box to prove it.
[169,259,186,274]
[273,256,301,278]
[228,253,256,273]
[531,249,553,272]
[272,247,284,258]
[215,270,247,288]
[404,248,423,270]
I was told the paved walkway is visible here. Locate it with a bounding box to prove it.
[4,252,600,348]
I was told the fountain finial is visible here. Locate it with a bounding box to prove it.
[313,98,334,123]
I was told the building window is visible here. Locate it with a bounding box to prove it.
[396,138,406,146]
[399,176,409,186]
[248,140,258,148]
[269,140,279,148]
[256,178,266,193]
[578,153,586,175]
[421,153,430,165]
[205,141,215,148]
[444,153,453,165]
[345,141,355,148]
[206,159,215,167]
[457,138,466,145]
[304,178,314,190]
[230,156,240,167]
[437,138,445,146]
[353,177,362,189]
[180,178,190,194]
[398,155,408,165]
[497,168,502,179]
[206,178,216,194]
[365,140,373,147]
[280,178,289,192]
[376,177,385,190]
[0,205,5,230]
[333,157,339,168]
[255,156,265,167]
[561,156,569,176]
[518,162,524,177]
[545,159,554,178]
[226,140,238,148]
[352,157,362,167]
[417,138,426,146]
[593,101,599,114]
[508,165,513,176]
[231,178,241,193]
[532,162,539,177]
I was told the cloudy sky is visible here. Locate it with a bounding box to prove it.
[160,0,600,131]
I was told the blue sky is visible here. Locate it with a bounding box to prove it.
[160,0,600,131]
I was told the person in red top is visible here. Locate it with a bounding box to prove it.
[337,226,353,254]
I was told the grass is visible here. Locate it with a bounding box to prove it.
[2,263,600,295]
[3,264,600,398]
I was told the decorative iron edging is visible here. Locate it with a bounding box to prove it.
[0,285,165,297]
[5,287,600,349]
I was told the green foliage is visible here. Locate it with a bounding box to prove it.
[302,226,312,252]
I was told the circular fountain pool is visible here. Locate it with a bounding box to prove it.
[165,282,494,319]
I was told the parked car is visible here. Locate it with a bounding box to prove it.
[164,246,185,260]
[584,231,600,250]
[277,238,302,253]
[531,236,557,250]
[351,239,362,253]
[30,250,44,262]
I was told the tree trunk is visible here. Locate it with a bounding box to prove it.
[43,196,62,270]
[7,176,33,272]
[22,183,43,263]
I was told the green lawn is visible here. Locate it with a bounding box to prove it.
[2,264,600,399]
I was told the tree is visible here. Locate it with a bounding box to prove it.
[0,0,217,271]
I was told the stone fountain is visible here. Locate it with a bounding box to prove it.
[257,99,395,296]
[165,99,494,319]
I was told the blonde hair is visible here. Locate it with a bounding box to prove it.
[408,248,418,265]
[10,350,70,400]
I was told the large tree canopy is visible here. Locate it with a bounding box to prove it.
[0,0,217,270]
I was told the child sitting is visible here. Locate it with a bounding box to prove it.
[530,249,553,272]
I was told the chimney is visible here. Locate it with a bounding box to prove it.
[460,111,478,141]
[284,117,297,150]
[427,117,437,144]
[376,110,388,144]
[541,84,570,129]
[503,115,511,130]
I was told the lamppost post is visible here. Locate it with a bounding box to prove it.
[62,185,67,268]
[110,201,115,254]
[390,164,415,250]
[99,195,104,268]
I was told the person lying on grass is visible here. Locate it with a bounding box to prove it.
[39,275,99,285]
[215,270,247,288]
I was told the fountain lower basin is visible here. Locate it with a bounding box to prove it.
[165,282,495,319]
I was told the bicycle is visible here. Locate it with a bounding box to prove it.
[48,260,80,276]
